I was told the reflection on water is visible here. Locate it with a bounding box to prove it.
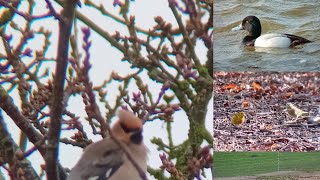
[214,0,320,71]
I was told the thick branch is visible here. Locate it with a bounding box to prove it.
[46,1,76,180]
[0,86,43,147]
[0,111,40,179]
[206,47,213,78]
[0,86,68,179]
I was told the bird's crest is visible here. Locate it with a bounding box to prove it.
[118,110,142,129]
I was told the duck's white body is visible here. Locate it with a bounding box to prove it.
[254,33,291,48]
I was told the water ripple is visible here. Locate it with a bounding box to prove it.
[214,0,320,71]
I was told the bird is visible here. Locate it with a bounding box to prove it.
[230,112,246,126]
[67,110,148,180]
[286,103,309,121]
[231,16,312,48]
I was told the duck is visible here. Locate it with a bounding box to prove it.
[231,16,312,48]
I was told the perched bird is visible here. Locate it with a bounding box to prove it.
[232,16,312,48]
[286,103,309,120]
[67,110,148,180]
[230,112,246,126]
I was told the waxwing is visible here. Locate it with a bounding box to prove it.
[67,110,148,180]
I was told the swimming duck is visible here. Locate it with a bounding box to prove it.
[232,16,312,48]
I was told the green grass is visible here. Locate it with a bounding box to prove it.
[256,176,298,180]
[214,152,320,177]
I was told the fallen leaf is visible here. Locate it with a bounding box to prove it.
[252,81,262,91]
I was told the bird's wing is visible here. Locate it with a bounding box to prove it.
[284,33,312,44]
[68,138,125,180]
[92,145,124,179]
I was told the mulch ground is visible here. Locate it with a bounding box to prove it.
[214,72,320,151]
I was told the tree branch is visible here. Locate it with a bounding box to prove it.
[46,0,77,180]
[0,86,68,179]
[0,86,43,147]
[0,111,40,180]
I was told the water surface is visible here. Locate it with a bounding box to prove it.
[214,0,320,71]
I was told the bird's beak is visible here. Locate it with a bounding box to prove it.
[231,23,243,31]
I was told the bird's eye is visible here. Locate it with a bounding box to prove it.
[120,123,130,133]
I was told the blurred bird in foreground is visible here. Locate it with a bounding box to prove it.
[286,103,309,121]
[67,110,148,180]
[230,112,246,126]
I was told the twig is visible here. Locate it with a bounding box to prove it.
[0,0,57,21]
[77,27,148,179]
[168,0,201,70]
[0,86,68,179]
[44,0,63,21]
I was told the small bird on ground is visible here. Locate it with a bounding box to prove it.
[67,110,148,180]
[286,103,309,121]
[230,112,246,126]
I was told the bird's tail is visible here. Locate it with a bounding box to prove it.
[302,112,309,117]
